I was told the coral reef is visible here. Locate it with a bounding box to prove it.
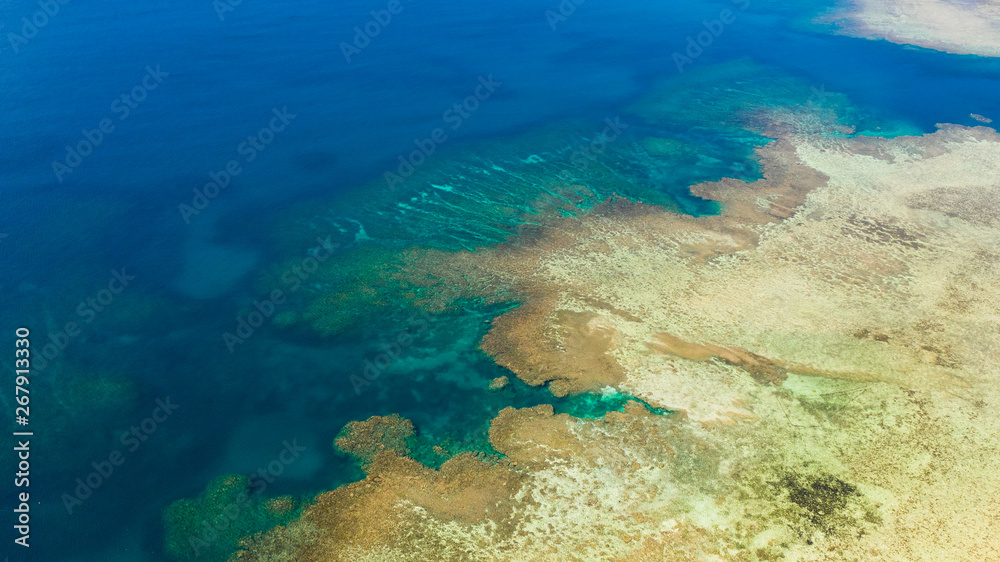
[334,414,415,466]
[1,362,140,481]
[234,417,525,561]
[820,0,1000,57]
[488,376,509,391]
[256,245,414,338]
[162,474,303,561]
[210,62,1000,558]
[231,123,1000,560]
[254,60,878,342]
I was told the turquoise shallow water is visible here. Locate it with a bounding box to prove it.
[1,0,999,559]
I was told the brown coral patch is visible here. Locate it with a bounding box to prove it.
[334,414,414,465]
[489,402,676,469]
[404,452,523,524]
[842,215,925,249]
[488,404,583,466]
[264,496,299,517]
[235,419,525,561]
[647,333,788,385]
[480,302,626,396]
[906,185,1000,228]
[488,375,509,390]
[691,137,830,228]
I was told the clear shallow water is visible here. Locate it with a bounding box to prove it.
[1,0,999,559]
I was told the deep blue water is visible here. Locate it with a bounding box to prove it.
[1,0,1000,559]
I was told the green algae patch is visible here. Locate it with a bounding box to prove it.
[629,58,870,138]
[639,136,695,158]
[270,309,299,330]
[771,471,880,539]
[724,462,884,553]
[162,474,305,561]
[55,371,140,421]
[15,364,141,480]
[257,244,417,338]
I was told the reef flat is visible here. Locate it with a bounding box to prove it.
[226,120,1000,560]
[822,0,1000,57]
